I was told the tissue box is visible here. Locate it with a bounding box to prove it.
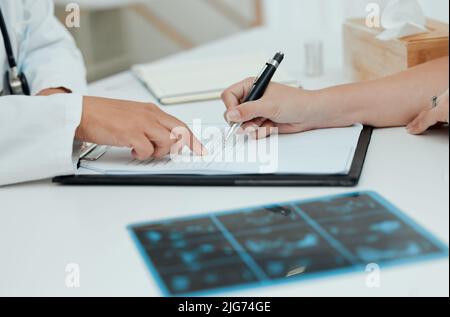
[344,18,449,81]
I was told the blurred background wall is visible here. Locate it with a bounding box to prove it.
[54,0,449,82]
[55,0,263,81]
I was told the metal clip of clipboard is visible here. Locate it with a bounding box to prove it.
[79,143,110,161]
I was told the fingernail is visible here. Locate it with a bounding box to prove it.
[227,110,241,122]
[245,125,258,134]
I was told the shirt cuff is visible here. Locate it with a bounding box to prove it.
[54,94,84,176]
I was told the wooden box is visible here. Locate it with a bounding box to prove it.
[344,18,449,81]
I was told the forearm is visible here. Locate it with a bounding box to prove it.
[315,57,449,128]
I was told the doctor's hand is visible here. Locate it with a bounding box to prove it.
[407,90,449,135]
[222,78,320,139]
[75,97,205,160]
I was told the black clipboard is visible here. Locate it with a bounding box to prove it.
[53,126,372,187]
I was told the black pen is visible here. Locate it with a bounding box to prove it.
[224,52,285,143]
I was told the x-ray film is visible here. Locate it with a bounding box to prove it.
[129,192,448,296]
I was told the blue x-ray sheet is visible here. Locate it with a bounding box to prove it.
[129,192,448,296]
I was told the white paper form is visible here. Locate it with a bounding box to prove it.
[78,125,363,176]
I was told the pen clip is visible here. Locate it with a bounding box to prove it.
[79,144,110,161]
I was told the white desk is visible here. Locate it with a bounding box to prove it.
[0,27,448,297]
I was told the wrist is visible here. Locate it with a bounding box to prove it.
[310,85,365,128]
[75,97,90,141]
[75,123,85,142]
[292,89,344,129]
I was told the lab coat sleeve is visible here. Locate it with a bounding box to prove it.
[0,94,83,186]
[20,0,87,95]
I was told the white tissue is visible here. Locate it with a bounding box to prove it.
[377,0,428,41]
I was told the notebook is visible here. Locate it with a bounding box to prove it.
[132,53,298,105]
[78,124,363,176]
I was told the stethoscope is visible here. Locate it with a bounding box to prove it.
[0,8,30,96]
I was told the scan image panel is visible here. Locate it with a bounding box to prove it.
[129,192,448,296]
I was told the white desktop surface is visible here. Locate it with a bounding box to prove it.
[0,27,448,297]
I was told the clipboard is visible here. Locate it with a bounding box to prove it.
[53,126,372,187]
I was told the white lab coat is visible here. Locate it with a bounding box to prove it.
[0,0,87,186]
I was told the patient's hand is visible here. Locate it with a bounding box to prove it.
[407,90,449,135]
[222,78,320,139]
